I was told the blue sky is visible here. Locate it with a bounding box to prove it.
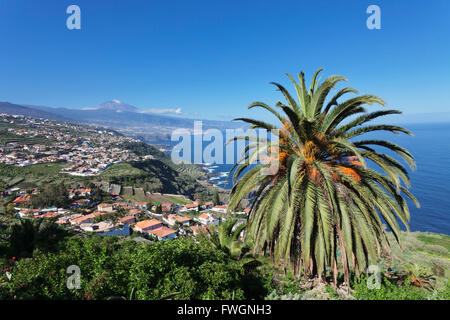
[0,0,449,122]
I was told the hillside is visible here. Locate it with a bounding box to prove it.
[0,102,71,122]
[0,114,215,199]
[19,101,246,143]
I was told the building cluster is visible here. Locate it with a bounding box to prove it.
[0,114,152,175]
[7,184,248,241]
[1,113,250,241]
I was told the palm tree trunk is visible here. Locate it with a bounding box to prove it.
[332,257,338,288]
[335,224,350,286]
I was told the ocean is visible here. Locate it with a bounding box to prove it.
[162,123,450,234]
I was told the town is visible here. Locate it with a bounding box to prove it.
[5,185,248,241]
[0,113,151,175]
[0,113,248,242]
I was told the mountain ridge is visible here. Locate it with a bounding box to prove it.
[82,99,139,112]
[0,100,247,143]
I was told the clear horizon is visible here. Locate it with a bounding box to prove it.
[1,0,449,123]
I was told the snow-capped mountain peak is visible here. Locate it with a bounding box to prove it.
[82,100,138,112]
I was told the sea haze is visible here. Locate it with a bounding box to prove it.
[167,123,450,234]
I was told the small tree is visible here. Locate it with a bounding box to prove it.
[6,203,16,216]
[214,191,221,205]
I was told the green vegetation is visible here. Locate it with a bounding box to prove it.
[0,235,273,300]
[0,218,73,258]
[229,68,419,286]
[119,140,206,180]
[0,99,447,300]
[31,183,69,209]
[214,191,220,205]
[206,219,252,263]
[163,195,191,205]
[0,127,213,200]
[103,159,211,198]
[0,209,448,300]
[0,128,53,145]
[417,234,450,252]
[0,158,211,200]
[352,276,428,300]
[0,163,70,189]
[100,162,143,177]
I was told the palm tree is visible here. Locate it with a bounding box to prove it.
[7,218,72,257]
[228,68,419,286]
[207,218,256,266]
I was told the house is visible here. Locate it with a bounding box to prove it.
[118,215,136,225]
[147,226,177,241]
[97,203,114,212]
[56,215,75,225]
[134,219,163,233]
[190,225,211,236]
[70,213,95,225]
[197,212,220,226]
[163,214,192,227]
[128,209,141,217]
[211,205,228,214]
[69,188,92,199]
[69,211,108,225]
[92,221,115,233]
[113,202,129,208]
[161,203,172,213]
[181,203,198,212]
[57,208,70,215]
[41,206,58,212]
[79,221,114,232]
[40,212,61,219]
[76,188,92,197]
[12,194,31,204]
[16,209,37,218]
[203,201,214,209]
[134,202,147,209]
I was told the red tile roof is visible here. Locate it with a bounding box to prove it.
[168,214,191,223]
[148,226,176,238]
[135,219,162,230]
[41,212,60,219]
[70,214,94,224]
[12,194,31,203]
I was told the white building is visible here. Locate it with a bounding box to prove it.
[197,212,220,226]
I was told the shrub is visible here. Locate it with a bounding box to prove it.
[352,275,427,300]
[0,235,271,300]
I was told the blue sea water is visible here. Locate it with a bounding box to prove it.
[164,123,450,234]
[379,123,450,234]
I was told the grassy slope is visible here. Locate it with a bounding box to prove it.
[389,232,450,282]
[0,162,78,189]
[264,230,449,300]
[0,158,212,199]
